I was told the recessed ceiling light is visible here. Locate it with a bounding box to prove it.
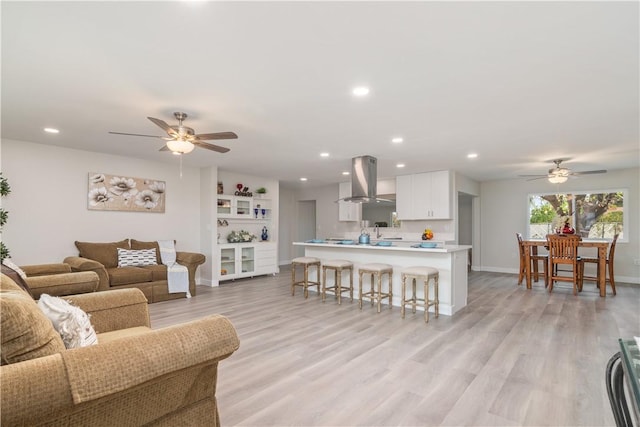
[467,153,478,159]
[392,137,403,143]
[44,128,60,134]
[320,152,330,158]
[300,177,308,181]
[352,86,370,96]
[342,171,350,176]
[396,163,406,168]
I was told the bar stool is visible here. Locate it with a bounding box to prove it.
[322,259,354,304]
[401,266,439,323]
[291,257,321,298]
[358,263,393,313]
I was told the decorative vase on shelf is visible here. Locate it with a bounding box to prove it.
[261,226,269,241]
[254,208,259,218]
[261,208,266,219]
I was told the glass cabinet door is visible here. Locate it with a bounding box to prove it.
[220,247,236,276]
[241,247,255,273]
[217,196,232,217]
[235,197,252,218]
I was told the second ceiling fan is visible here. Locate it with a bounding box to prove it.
[109,112,237,154]
[519,159,607,183]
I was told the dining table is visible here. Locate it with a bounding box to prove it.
[521,237,610,297]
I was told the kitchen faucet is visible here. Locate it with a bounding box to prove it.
[374,224,382,239]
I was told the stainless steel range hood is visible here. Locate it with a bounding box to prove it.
[343,155,391,203]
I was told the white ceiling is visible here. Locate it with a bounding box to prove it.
[2,1,638,189]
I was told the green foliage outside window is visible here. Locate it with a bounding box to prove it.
[528,190,625,239]
[529,201,556,223]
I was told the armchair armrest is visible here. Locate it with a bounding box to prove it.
[64,256,110,292]
[0,315,240,426]
[21,263,71,277]
[176,251,206,296]
[63,288,150,332]
[176,251,206,267]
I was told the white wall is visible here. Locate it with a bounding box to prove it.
[479,167,639,284]
[1,139,202,269]
[278,186,296,265]
[199,166,218,285]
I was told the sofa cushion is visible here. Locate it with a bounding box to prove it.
[38,294,98,349]
[117,248,157,267]
[107,267,153,286]
[130,239,162,263]
[75,239,130,268]
[1,274,66,365]
[139,264,167,281]
[1,262,33,298]
[26,271,100,300]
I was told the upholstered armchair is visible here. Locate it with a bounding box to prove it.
[1,273,240,426]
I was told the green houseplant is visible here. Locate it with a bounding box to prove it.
[1,173,11,262]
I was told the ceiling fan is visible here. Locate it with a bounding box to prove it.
[109,112,237,154]
[519,159,607,183]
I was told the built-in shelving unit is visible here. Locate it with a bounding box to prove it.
[216,193,278,282]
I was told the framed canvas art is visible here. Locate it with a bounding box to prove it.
[87,173,165,213]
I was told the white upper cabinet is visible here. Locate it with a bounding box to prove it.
[396,171,451,220]
[217,195,253,218]
[338,182,361,222]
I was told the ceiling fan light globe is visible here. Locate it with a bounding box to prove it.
[166,138,195,154]
[181,141,195,153]
[548,174,568,184]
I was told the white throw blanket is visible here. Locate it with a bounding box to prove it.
[158,240,190,298]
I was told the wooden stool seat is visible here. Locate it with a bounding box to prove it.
[401,266,439,323]
[322,259,354,304]
[359,263,393,313]
[291,257,321,298]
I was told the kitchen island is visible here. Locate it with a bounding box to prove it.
[293,241,471,315]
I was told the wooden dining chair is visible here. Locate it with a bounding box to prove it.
[579,233,619,295]
[516,233,548,287]
[546,233,582,295]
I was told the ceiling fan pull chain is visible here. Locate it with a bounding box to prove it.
[179,153,183,179]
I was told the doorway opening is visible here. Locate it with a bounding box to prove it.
[296,200,316,258]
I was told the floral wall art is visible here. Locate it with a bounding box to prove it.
[87,173,165,213]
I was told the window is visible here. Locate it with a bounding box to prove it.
[528,190,626,240]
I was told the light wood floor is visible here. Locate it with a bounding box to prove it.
[148,269,640,426]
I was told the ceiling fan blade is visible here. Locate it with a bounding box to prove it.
[147,117,177,136]
[518,174,547,177]
[572,170,607,176]
[526,176,550,181]
[193,141,230,153]
[159,145,170,152]
[193,132,238,140]
[109,131,165,139]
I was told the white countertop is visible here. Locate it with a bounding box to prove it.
[293,241,471,253]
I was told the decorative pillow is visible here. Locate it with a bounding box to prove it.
[75,239,130,268]
[117,248,158,267]
[1,276,66,364]
[2,258,27,279]
[1,261,33,297]
[37,294,98,349]
[130,239,165,262]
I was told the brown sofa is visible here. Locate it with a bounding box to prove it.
[0,273,240,426]
[64,239,206,303]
